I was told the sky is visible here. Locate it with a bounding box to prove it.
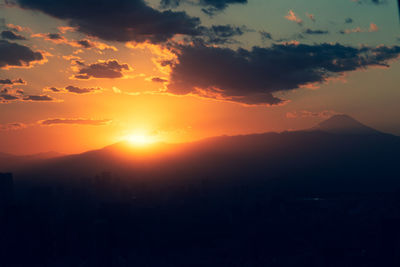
[0,0,399,155]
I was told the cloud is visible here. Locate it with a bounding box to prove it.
[40,118,111,126]
[64,85,101,94]
[47,33,63,40]
[339,27,364,34]
[0,122,27,131]
[339,23,379,34]
[0,40,44,69]
[160,0,247,15]
[151,77,168,83]
[303,29,329,35]
[0,78,26,85]
[31,32,67,43]
[6,24,31,33]
[259,31,273,41]
[22,95,56,101]
[32,33,117,51]
[73,39,117,51]
[16,0,201,43]
[76,40,93,48]
[286,110,338,119]
[0,87,24,102]
[201,0,248,15]
[285,10,303,25]
[73,60,131,79]
[45,85,102,94]
[46,87,61,93]
[369,23,379,32]
[199,25,247,44]
[166,43,400,105]
[0,89,58,103]
[0,93,20,101]
[1,30,27,40]
[353,0,387,5]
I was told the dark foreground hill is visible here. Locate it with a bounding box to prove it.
[1,115,400,267]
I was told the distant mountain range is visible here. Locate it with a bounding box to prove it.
[0,151,64,171]
[2,115,400,194]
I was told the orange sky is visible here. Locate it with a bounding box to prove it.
[1,0,400,155]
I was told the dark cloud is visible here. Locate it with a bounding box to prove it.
[48,85,101,94]
[151,77,168,83]
[47,33,63,40]
[160,0,181,8]
[0,122,27,131]
[355,0,386,4]
[161,0,247,15]
[23,95,55,101]
[13,78,25,84]
[0,93,19,101]
[303,29,329,35]
[259,31,273,41]
[40,118,111,126]
[0,79,14,85]
[72,39,116,50]
[345,18,354,24]
[76,39,94,48]
[208,25,245,38]
[0,40,43,69]
[75,60,85,66]
[0,78,26,85]
[166,43,400,105]
[31,32,68,43]
[200,25,246,44]
[0,88,41,103]
[65,85,100,94]
[16,0,201,43]
[74,60,130,79]
[47,87,61,92]
[201,0,248,15]
[1,30,27,40]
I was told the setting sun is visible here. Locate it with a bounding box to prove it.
[125,133,157,146]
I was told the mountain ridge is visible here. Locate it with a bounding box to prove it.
[311,114,381,135]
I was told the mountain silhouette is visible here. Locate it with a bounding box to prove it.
[312,114,380,135]
[0,151,64,171]
[4,114,399,195]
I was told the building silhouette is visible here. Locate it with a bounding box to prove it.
[0,172,13,205]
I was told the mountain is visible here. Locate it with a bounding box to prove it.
[0,151,64,171]
[6,114,399,195]
[312,114,380,135]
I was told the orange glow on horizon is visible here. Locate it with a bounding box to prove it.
[124,132,158,147]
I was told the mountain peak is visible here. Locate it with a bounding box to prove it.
[313,114,379,135]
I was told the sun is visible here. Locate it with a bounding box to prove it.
[125,133,156,147]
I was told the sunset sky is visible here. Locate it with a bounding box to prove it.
[1,0,399,155]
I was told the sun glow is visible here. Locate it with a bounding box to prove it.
[125,133,157,147]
